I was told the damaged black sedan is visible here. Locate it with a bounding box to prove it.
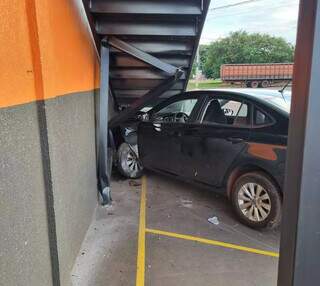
[112,89,290,229]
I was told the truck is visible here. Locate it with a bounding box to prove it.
[220,63,294,88]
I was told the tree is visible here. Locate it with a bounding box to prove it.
[199,31,295,79]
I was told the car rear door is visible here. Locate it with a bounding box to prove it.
[179,94,252,187]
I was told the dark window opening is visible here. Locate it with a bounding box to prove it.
[202,99,251,127]
[254,109,273,126]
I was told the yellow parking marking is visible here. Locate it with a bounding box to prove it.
[136,176,147,286]
[135,175,278,286]
[146,228,279,258]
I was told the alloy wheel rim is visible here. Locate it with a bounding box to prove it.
[237,183,271,222]
[122,149,142,175]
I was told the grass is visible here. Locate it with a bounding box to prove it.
[187,79,224,90]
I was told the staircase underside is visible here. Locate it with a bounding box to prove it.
[83,0,210,107]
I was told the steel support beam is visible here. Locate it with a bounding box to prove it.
[82,0,101,56]
[109,69,183,127]
[97,40,111,204]
[108,37,178,75]
[278,0,320,285]
[109,81,120,111]
[106,36,184,126]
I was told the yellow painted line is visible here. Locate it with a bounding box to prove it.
[136,176,147,286]
[146,228,279,258]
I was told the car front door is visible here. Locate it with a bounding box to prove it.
[138,96,200,173]
[179,94,252,187]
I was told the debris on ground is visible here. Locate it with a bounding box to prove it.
[180,199,193,208]
[129,180,141,187]
[208,216,220,225]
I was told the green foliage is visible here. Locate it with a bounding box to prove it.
[187,79,223,90]
[191,45,210,78]
[191,63,196,78]
[197,31,295,79]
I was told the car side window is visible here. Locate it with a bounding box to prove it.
[254,108,273,126]
[152,98,198,123]
[202,98,251,127]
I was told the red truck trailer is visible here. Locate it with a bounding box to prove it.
[220,63,294,88]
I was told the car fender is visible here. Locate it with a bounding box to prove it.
[224,149,285,198]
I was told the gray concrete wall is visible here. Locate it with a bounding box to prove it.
[0,91,100,286]
[45,91,98,286]
[0,103,53,286]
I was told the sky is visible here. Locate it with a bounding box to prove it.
[201,0,300,45]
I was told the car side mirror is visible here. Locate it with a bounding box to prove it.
[141,113,149,121]
[136,111,149,122]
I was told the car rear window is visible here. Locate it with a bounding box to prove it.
[254,109,273,126]
[202,99,251,127]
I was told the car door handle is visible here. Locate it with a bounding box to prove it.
[153,123,162,132]
[227,137,244,144]
[167,130,182,137]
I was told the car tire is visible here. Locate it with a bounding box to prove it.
[250,81,259,88]
[231,172,281,229]
[117,142,143,179]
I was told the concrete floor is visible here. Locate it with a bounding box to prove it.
[72,171,280,286]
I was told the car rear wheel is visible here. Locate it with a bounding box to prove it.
[231,172,281,229]
[117,143,143,179]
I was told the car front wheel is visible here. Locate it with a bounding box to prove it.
[117,142,143,179]
[231,172,281,229]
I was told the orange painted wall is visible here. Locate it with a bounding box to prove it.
[0,0,99,108]
[0,0,37,108]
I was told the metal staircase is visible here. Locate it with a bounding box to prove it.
[82,0,210,202]
[83,0,210,107]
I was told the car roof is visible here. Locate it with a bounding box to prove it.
[186,88,291,116]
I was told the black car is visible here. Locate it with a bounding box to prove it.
[114,89,290,229]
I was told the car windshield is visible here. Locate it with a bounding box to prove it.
[156,99,198,116]
[141,106,152,112]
